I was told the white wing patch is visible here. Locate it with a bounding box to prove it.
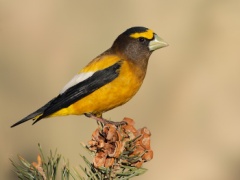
[60,72,94,94]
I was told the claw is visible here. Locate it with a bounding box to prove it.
[86,113,126,126]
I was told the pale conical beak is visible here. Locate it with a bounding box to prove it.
[149,34,168,51]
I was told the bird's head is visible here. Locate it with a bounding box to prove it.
[111,26,168,64]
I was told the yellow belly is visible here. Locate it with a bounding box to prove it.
[50,60,145,117]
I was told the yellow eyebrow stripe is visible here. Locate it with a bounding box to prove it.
[130,29,154,40]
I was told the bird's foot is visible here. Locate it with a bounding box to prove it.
[84,113,127,126]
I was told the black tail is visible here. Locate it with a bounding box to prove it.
[10,97,56,128]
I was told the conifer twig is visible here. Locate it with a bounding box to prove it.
[10,117,153,179]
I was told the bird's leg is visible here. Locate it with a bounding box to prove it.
[84,113,126,126]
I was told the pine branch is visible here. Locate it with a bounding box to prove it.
[10,117,153,179]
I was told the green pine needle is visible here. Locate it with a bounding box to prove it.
[11,143,148,179]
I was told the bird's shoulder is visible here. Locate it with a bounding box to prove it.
[79,50,122,73]
[60,50,123,94]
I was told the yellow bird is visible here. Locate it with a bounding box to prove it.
[11,26,168,127]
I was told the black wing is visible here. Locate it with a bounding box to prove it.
[11,60,122,127]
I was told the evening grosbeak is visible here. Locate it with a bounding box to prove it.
[11,26,168,127]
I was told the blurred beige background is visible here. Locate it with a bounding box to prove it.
[1,0,240,179]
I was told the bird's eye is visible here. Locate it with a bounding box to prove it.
[138,37,145,42]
